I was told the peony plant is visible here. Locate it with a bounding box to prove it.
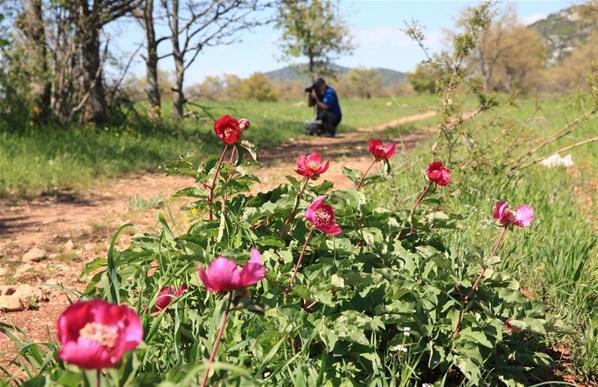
[5,113,553,387]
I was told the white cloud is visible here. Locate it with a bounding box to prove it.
[521,13,546,25]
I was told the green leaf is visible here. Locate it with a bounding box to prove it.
[458,327,494,348]
[240,140,258,161]
[341,166,362,185]
[106,223,132,304]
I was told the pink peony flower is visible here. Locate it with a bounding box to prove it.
[153,284,187,312]
[238,118,250,131]
[493,201,534,228]
[368,139,397,160]
[513,205,534,227]
[198,248,265,293]
[57,300,143,369]
[305,195,342,236]
[295,152,330,179]
[426,161,451,186]
[214,114,242,144]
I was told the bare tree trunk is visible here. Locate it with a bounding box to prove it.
[168,0,184,119]
[143,0,161,118]
[75,0,108,125]
[80,26,108,124]
[173,54,185,119]
[20,0,51,123]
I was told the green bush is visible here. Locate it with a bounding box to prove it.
[3,133,559,386]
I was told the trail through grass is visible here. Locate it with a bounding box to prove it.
[0,96,436,198]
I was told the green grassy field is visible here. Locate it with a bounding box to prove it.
[0,96,437,198]
[371,93,597,378]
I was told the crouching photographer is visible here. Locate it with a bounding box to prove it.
[305,78,342,137]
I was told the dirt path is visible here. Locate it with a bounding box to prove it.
[0,111,436,358]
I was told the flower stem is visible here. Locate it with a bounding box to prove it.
[470,226,508,293]
[200,291,234,387]
[281,177,310,238]
[208,144,229,221]
[399,181,433,238]
[228,145,237,165]
[287,228,315,291]
[453,226,509,335]
[356,159,378,191]
[96,369,100,387]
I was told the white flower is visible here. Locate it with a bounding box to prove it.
[390,344,408,353]
[422,384,432,387]
[403,327,411,336]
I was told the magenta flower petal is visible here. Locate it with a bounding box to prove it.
[493,200,514,226]
[199,257,240,293]
[239,249,266,287]
[295,152,330,179]
[198,266,212,291]
[57,300,142,370]
[198,250,266,293]
[368,139,397,160]
[426,161,451,186]
[514,205,534,227]
[305,195,342,235]
[305,195,327,224]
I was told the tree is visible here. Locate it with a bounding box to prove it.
[238,72,277,101]
[134,0,167,118]
[17,0,51,123]
[72,0,141,124]
[159,0,273,119]
[407,61,442,94]
[276,0,353,80]
[345,68,384,99]
[463,5,546,93]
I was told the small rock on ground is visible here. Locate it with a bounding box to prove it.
[22,247,47,262]
[0,284,50,312]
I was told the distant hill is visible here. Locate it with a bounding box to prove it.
[529,6,594,65]
[264,64,406,86]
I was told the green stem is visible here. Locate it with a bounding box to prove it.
[200,291,234,387]
[454,226,509,335]
[401,181,433,237]
[287,228,315,291]
[356,159,378,191]
[208,144,229,221]
[281,177,310,238]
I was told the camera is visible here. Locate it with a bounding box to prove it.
[304,86,314,93]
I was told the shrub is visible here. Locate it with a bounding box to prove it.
[4,115,558,386]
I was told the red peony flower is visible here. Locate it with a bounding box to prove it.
[214,115,242,144]
[198,248,265,293]
[426,161,451,186]
[295,152,330,179]
[305,195,342,236]
[57,300,143,369]
[493,201,534,228]
[368,139,397,160]
[153,284,187,312]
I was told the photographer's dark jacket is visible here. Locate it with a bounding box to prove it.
[320,86,342,119]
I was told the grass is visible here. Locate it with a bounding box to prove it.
[372,93,597,379]
[0,95,437,198]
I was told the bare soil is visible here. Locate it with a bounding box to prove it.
[0,111,436,368]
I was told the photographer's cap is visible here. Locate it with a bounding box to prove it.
[313,78,326,89]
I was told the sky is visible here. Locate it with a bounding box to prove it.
[106,0,576,85]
